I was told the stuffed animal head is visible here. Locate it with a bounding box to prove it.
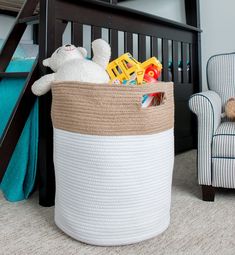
[225,97,235,120]
[43,44,87,72]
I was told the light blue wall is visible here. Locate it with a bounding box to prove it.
[200,0,235,90]
[118,0,186,23]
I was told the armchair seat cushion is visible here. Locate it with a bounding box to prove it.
[212,122,235,158]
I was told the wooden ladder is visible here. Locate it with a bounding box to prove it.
[0,0,39,180]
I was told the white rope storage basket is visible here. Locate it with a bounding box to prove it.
[51,81,174,246]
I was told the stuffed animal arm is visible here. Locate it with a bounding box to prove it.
[92,39,110,69]
[31,73,55,96]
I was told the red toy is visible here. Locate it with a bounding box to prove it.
[143,73,157,83]
[145,66,161,80]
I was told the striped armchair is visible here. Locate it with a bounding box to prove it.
[189,53,235,201]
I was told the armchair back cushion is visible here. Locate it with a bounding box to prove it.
[207,53,235,109]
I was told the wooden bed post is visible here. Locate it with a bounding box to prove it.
[185,0,200,27]
[184,0,202,150]
[38,0,54,207]
[38,0,68,206]
[185,0,202,91]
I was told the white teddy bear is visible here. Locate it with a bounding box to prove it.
[31,39,111,96]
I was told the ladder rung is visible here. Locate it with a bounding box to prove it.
[0,72,29,78]
[18,15,39,25]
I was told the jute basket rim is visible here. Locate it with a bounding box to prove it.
[51,81,174,136]
[51,81,174,89]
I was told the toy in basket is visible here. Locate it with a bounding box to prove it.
[106,53,162,85]
[142,92,166,108]
[106,53,164,108]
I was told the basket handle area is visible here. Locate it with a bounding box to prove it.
[141,91,166,108]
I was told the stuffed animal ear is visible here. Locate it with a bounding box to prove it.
[78,47,87,58]
[43,58,50,67]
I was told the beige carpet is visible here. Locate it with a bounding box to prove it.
[1,150,235,255]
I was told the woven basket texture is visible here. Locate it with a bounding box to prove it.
[51,81,174,136]
[52,81,175,245]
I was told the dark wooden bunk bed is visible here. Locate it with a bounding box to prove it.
[0,0,202,206]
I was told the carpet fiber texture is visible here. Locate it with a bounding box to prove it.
[1,150,235,255]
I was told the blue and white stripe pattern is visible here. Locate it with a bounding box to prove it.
[212,122,235,158]
[189,91,221,185]
[190,53,235,189]
[212,122,235,188]
[207,53,235,110]
[212,158,235,188]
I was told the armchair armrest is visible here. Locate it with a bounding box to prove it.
[189,90,222,185]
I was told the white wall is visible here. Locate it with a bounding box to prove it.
[0,14,33,43]
[200,0,235,90]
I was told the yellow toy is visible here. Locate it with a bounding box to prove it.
[106,53,141,84]
[141,57,162,72]
[106,53,162,85]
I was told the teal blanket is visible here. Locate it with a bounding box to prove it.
[0,59,38,202]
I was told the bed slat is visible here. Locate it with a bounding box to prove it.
[138,34,146,62]
[71,22,83,46]
[189,43,193,83]
[55,20,67,47]
[162,39,169,81]
[92,26,102,41]
[109,29,118,60]
[181,42,188,83]
[172,40,179,83]
[124,32,133,55]
[151,37,158,58]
